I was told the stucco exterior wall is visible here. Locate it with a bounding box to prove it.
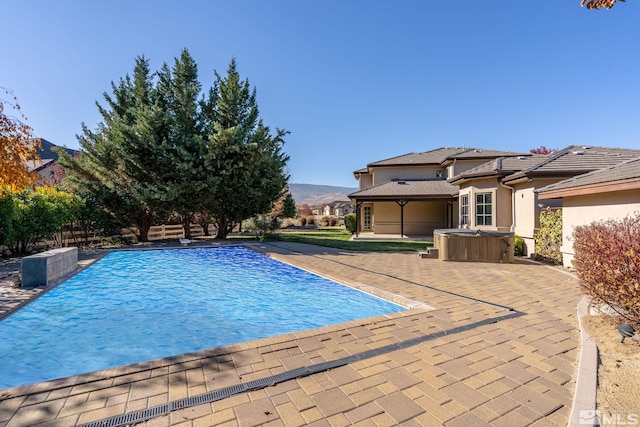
[373,166,436,185]
[512,178,563,255]
[359,174,373,190]
[368,200,447,235]
[560,189,640,267]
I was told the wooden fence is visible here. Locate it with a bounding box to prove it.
[1,223,217,254]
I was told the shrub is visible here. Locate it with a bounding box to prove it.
[534,207,562,264]
[513,235,524,256]
[573,213,640,326]
[244,215,280,240]
[0,189,16,247]
[321,216,330,226]
[8,187,81,254]
[329,217,337,226]
[300,217,307,226]
[306,217,315,226]
[344,213,357,234]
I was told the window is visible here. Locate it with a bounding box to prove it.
[475,193,492,226]
[363,206,372,230]
[460,194,469,227]
[435,169,445,179]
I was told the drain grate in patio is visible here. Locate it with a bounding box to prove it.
[79,311,521,427]
[78,363,343,427]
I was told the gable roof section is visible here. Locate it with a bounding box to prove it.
[35,138,79,160]
[27,158,56,173]
[444,148,527,160]
[322,200,351,208]
[503,145,640,183]
[367,147,467,167]
[355,147,529,174]
[349,179,458,201]
[448,155,547,184]
[537,157,640,199]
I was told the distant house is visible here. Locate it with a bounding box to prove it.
[537,157,640,267]
[448,145,640,255]
[27,138,79,185]
[321,201,353,216]
[349,147,526,237]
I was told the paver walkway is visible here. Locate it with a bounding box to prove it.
[0,241,583,426]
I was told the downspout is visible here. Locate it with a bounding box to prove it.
[499,180,516,232]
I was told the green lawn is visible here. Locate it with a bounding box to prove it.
[269,228,432,252]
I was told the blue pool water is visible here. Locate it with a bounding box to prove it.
[0,246,403,390]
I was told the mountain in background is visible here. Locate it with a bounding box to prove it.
[289,183,357,207]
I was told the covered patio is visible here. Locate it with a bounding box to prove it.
[348,179,459,239]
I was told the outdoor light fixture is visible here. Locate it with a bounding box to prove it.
[618,324,636,343]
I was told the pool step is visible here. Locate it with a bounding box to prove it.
[419,248,439,259]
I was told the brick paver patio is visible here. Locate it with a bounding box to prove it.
[0,241,583,426]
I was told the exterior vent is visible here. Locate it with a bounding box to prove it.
[397,181,407,185]
[517,156,526,160]
[572,151,585,155]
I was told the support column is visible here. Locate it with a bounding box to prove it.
[396,200,408,238]
[355,201,362,237]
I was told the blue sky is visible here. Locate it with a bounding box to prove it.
[3,1,639,188]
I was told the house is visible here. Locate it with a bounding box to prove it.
[27,138,78,185]
[321,201,353,217]
[536,157,640,267]
[349,147,526,237]
[448,145,640,255]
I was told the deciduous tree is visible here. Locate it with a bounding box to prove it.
[581,0,625,9]
[8,186,80,254]
[0,88,39,190]
[530,146,556,155]
[299,203,313,217]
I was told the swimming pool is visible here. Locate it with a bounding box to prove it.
[0,246,404,390]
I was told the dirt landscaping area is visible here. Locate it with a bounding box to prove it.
[582,314,640,421]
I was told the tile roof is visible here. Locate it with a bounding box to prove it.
[448,155,546,183]
[360,147,528,172]
[537,157,640,194]
[367,148,468,166]
[349,179,458,199]
[445,148,527,160]
[503,145,640,182]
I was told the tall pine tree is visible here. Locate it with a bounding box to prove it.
[157,49,206,239]
[59,52,289,241]
[58,56,170,241]
[201,59,289,239]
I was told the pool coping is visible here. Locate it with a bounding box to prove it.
[0,308,426,399]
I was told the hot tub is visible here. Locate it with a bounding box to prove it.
[433,229,514,263]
